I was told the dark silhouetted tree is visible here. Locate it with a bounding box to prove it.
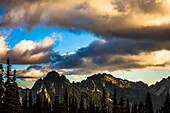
[101,87,107,113]
[119,96,125,113]
[23,89,28,113]
[126,99,130,113]
[79,94,85,113]
[43,96,48,113]
[0,64,4,113]
[73,96,78,113]
[163,92,170,113]
[12,69,22,113]
[53,96,60,113]
[145,92,154,113]
[96,106,100,113]
[35,94,43,113]
[3,58,21,113]
[28,91,33,113]
[60,88,69,113]
[112,89,117,113]
[132,103,138,113]
[89,99,95,113]
[138,101,144,113]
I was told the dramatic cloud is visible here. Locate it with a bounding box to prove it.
[0,0,170,40]
[16,38,170,79]
[0,34,61,64]
[0,0,170,80]
[47,39,170,75]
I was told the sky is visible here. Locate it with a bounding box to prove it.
[0,0,170,88]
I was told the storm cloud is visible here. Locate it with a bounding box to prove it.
[0,0,170,40]
[47,38,170,75]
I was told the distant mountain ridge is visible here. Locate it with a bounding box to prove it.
[19,71,170,111]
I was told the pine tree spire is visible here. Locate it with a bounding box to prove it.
[101,87,107,113]
[112,89,117,113]
[145,92,154,113]
[0,64,4,113]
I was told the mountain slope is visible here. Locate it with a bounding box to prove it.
[30,71,101,104]
[149,76,170,96]
[74,73,148,102]
[20,71,169,111]
[74,73,168,110]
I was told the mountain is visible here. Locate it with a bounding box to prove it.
[74,73,149,102]
[74,73,169,110]
[30,71,101,104]
[20,71,170,111]
[149,76,170,96]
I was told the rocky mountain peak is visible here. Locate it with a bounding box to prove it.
[45,71,60,79]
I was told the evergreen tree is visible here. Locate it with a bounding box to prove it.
[48,102,52,113]
[119,96,125,113]
[3,58,21,113]
[23,89,28,113]
[28,91,33,113]
[71,96,75,113]
[138,101,144,113]
[69,96,72,113]
[70,96,76,113]
[35,94,43,113]
[43,96,48,113]
[60,88,69,113]
[163,92,170,113]
[126,99,130,113]
[145,92,154,113]
[73,97,78,113]
[12,69,22,113]
[53,96,60,113]
[89,99,95,113]
[101,87,107,113]
[112,89,117,113]
[79,94,85,113]
[3,58,12,113]
[132,103,138,113]
[22,96,26,113]
[0,64,4,113]
[96,106,100,113]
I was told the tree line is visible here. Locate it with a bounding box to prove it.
[22,87,169,113]
[0,59,169,113]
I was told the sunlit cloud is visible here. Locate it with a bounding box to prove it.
[0,36,7,59]
[0,33,60,64]
[22,78,37,82]
[17,69,44,78]
[71,76,83,82]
